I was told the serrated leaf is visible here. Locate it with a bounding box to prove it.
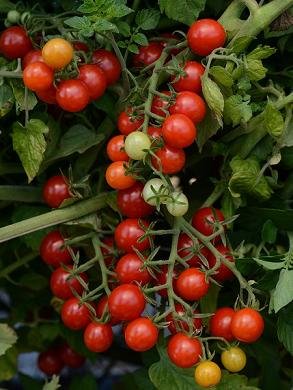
[209,66,233,87]
[128,43,139,54]
[264,103,284,138]
[64,16,91,30]
[133,32,148,46]
[135,8,160,30]
[93,19,118,33]
[246,59,267,81]
[78,0,132,18]
[272,269,293,312]
[43,375,60,390]
[10,79,37,113]
[159,0,206,25]
[261,219,277,244]
[202,76,224,125]
[224,95,252,126]
[277,302,293,355]
[0,324,17,356]
[196,108,221,151]
[247,45,276,60]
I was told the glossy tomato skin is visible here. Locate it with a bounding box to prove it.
[117,182,154,218]
[101,236,115,266]
[169,91,206,124]
[38,349,64,376]
[96,295,120,325]
[50,266,88,300]
[61,297,91,330]
[152,145,186,174]
[114,218,150,253]
[209,307,235,341]
[147,126,163,139]
[172,61,205,93]
[117,110,143,135]
[176,268,209,301]
[151,91,172,117]
[125,317,158,352]
[0,26,32,59]
[40,230,72,267]
[166,304,202,334]
[162,113,196,148]
[92,49,121,85]
[37,85,57,104]
[194,361,222,388]
[56,79,90,112]
[231,308,264,343]
[60,343,85,368]
[177,233,210,267]
[105,161,136,190]
[207,245,234,282]
[221,347,246,373]
[23,61,54,92]
[187,19,226,56]
[154,265,178,298]
[42,38,73,69]
[73,41,89,52]
[84,322,113,352]
[77,64,107,100]
[167,333,202,368]
[108,284,145,321]
[192,207,225,237]
[22,49,44,69]
[107,135,128,162]
[133,42,163,68]
[43,175,71,208]
[115,253,151,285]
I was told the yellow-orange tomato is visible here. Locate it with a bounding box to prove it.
[194,361,221,388]
[42,38,73,69]
[221,347,247,373]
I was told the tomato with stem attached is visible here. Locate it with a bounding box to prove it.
[133,42,163,68]
[172,61,205,93]
[124,131,151,160]
[108,284,145,321]
[0,26,32,59]
[42,37,73,69]
[96,295,120,325]
[61,297,92,330]
[117,109,143,135]
[209,307,235,342]
[50,266,88,300]
[221,346,247,373]
[56,79,90,112]
[192,207,225,238]
[169,91,206,124]
[40,230,72,267]
[194,361,222,388]
[177,233,210,267]
[152,145,186,174]
[154,265,178,298]
[114,218,150,253]
[162,114,197,148]
[84,322,113,352]
[151,91,172,117]
[231,308,264,343]
[23,61,54,92]
[107,135,129,162]
[117,182,155,218]
[105,161,136,190]
[167,333,202,368]
[125,317,158,351]
[42,175,71,208]
[176,268,209,301]
[115,253,151,285]
[207,244,235,282]
[166,304,203,334]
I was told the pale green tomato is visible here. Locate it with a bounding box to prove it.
[124,131,151,160]
[221,347,246,373]
[166,192,189,217]
[7,10,20,23]
[142,178,168,206]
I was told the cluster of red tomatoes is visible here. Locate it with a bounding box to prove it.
[0,25,121,112]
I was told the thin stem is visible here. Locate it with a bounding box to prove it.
[201,183,225,208]
[0,70,22,78]
[92,233,110,295]
[0,252,38,279]
[166,218,180,312]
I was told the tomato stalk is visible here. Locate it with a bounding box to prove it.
[0,251,38,279]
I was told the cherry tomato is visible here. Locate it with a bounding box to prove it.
[176,268,209,301]
[42,37,73,69]
[38,349,64,376]
[162,113,196,148]
[172,61,205,93]
[154,265,178,298]
[23,61,54,92]
[73,41,89,52]
[124,131,151,160]
[92,49,121,85]
[207,245,234,282]
[166,304,202,334]
[169,91,206,124]
[142,178,168,206]
[194,361,222,388]
[108,284,145,321]
[152,145,186,174]
[50,265,88,300]
[56,79,90,112]
[22,49,43,69]
[192,207,225,237]
[133,42,163,68]
[107,135,128,162]
[60,343,85,368]
[42,175,71,208]
[96,295,120,325]
[231,308,264,343]
[84,322,113,352]
[117,110,143,135]
[77,64,107,100]
[101,236,116,267]
[221,346,246,373]
[114,218,150,253]
[0,26,32,59]
[187,19,226,56]
[61,297,91,330]
[105,161,136,190]
[177,233,210,267]
[40,230,72,268]
[36,85,57,105]
[209,307,235,342]
[115,253,151,285]
[167,333,202,368]
[117,182,154,218]
[151,91,171,117]
[147,126,163,139]
[166,192,189,217]
[7,10,20,24]
[125,317,158,352]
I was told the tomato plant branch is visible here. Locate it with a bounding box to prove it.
[0,252,38,279]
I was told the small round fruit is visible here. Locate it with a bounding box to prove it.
[42,38,73,69]
[60,343,85,368]
[151,91,171,117]
[96,295,120,325]
[107,135,128,162]
[38,349,64,376]
[166,304,202,334]
[36,85,57,105]
[207,245,234,282]
[154,265,178,298]
[40,230,72,267]
[56,79,90,112]
[231,308,264,343]
[192,207,225,237]
[124,131,151,160]
[166,192,189,217]
[167,333,202,368]
[0,26,32,59]
[162,114,196,148]
[42,175,71,208]
[105,161,136,190]
[7,10,20,24]
[133,42,163,68]
[142,178,168,206]
[115,253,151,285]
[92,49,121,85]
[73,41,89,52]
[194,361,222,388]
[50,266,88,300]
[152,145,186,174]
[108,284,145,321]
[61,297,91,330]
[169,91,206,124]
[125,317,158,352]
[117,110,143,135]
[172,61,205,93]
[221,347,246,373]
[176,268,209,301]
[117,182,154,218]
[84,322,113,352]
[114,218,150,253]
[177,234,210,267]
[77,64,107,100]
[22,49,44,69]
[147,126,163,139]
[23,61,54,92]
[209,307,235,342]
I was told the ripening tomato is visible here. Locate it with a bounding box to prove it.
[50,266,88,300]
[125,317,158,352]
[101,236,116,266]
[192,207,225,237]
[231,308,264,343]
[108,284,145,321]
[42,175,71,208]
[162,113,196,148]
[0,26,32,59]
[42,37,73,69]
[40,230,72,267]
[176,268,209,301]
[56,79,90,112]
[194,361,222,388]
[84,322,113,352]
[221,347,247,373]
[172,61,205,93]
[60,343,85,368]
[114,218,150,253]
[207,245,234,282]
[117,182,155,218]
[77,64,107,100]
[169,91,206,124]
[107,135,128,162]
[147,126,163,139]
[166,304,203,334]
[23,61,54,92]
[154,265,178,298]
[167,333,202,368]
[61,297,91,330]
[187,19,226,56]
[105,161,136,190]
[152,145,186,174]
[133,42,163,68]
[36,85,57,105]
[124,131,151,160]
[117,110,143,135]
[73,41,89,52]
[38,349,64,376]
[177,233,210,267]
[22,49,44,69]
[151,91,172,117]
[92,49,121,85]
[115,253,151,285]
[209,307,235,342]
[96,295,120,325]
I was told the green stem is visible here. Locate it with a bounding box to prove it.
[0,252,38,279]
[166,218,180,312]
[92,234,110,295]
[0,70,22,78]
[0,185,42,203]
[219,0,246,33]
[201,183,225,208]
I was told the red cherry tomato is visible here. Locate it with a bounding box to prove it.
[96,295,120,325]
[105,161,136,190]
[117,182,154,218]
[108,284,145,321]
[114,218,150,253]
[187,19,226,56]
[73,41,89,52]
[60,343,85,368]
[172,61,205,93]
[61,297,91,330]
[231,308,264,343]
[40,230,72,268]
[154,265,178,298]
[101,236,116,267]
[133,42,163,68]
[0,26,32,59]
[152,144,186,174]
[158,32,181,55]
[167,333,202,368]
[125,317,158,351]
[192,207,225,237]
[162,113,196,148]
[56,79,90,112]
[166,304,203,334]
[22,49,44,69]
[147,126,163,139]
[107,135,128,162]
[117,110,143,135]
[23,61,54,92]
[177,233,210,267]
[151,91,172,118]
[50,265,88,300]
[209,307,235,342]
[92,49,121,85]
[36,85,57,105]
[115,253,151,285]
[38,349,64,376]
[169,91,206,124]
[42,175,71,208]
[84,322,113,352]
[176,268,209,301]
[77,64,107,100]
[207,245,234,282]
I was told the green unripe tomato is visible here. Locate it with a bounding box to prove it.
[142,178,168,206]
[124,131,151,160]
[166,192,189,216]
[7,10,20,24]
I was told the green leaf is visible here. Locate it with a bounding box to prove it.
[78,0,132,18]
[246,59,267,81]
[0,324,17,356]
[0,346,17,381]
[128,43,139,54]
[197,108,221,151]
[133,32,148,46]
[116,20,131,36]
[202,76,224,125]
[120,368,155,389]
[230,36,252,55]
[217,371,260,390]
[253,257,285,270]
[277,302,293,355]
[159,0,206,26]
[0,83,14,117]
[209,66,233,87]
[224,95,252,126]
[20,272,48,291]
[64,16,92,30]
[263,103,284,138]
[93,19,118,33]
[247,45,276,60]
[9,79,37,112]
[12,119,48,182]
[261,220,277,244]
[135,8,161,30]
[272,269,293,313]
[69,374,97,390]
[43,375,61,390]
